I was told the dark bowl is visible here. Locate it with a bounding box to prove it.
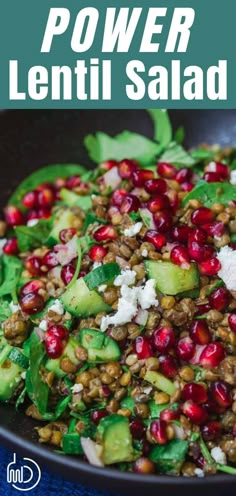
[0,109,236,496]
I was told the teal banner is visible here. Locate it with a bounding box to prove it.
[0,0,235,108]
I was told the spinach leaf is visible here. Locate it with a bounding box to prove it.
[83,213,107,233]
[191,148,215,162]
[84,131,162,166]
[27,331,49,415]
[0,255,23,303]
[66,239,82,290]
[147,109,172,147]
[0,299,11,322]
[159,142,195,168]
[9,164,87,209]
[182,181,236,207]
[150,439,188,475]
[15,218,53,252]
[174,126,185,144]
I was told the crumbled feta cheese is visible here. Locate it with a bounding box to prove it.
[194,468,205,478]
[71,383,84,393]
[230,170,236,185]
[98,284,107,292]
[207,161,217,172]
[143,386,152,395]
[0,238,7,255]
[124,222,143,237]
[211,446,226,465]
[114,269,136,287]
[100,279,158,331]
[93,261,102,269]
[27,219,39,227]
[9,301,20,313]
[39,320,48,331]
[141,249,148,257]
[135,308,148,325]
[49,299,65,315]
[216,245,236,290]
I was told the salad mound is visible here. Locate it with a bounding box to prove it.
[1,110,236,477]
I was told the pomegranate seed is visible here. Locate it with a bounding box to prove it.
[170,245,190,269]
[191,208,214,226]
[170,225,191,243]
[66,175,81,189]
[90,409,108,425]
[37,188,54,208]
[120,194,141,214]
[38,208,51,219]
[25,255,42,276]
[36,182,54,193]
[134,336,153,359]
[152,326,175,352]
[21,279,45,296]
[20,292,44,314]
[228,313,236,332]
[209,287,230,311]
[175,168,193,184]
[94,225,118,242]
[47,324,69,341]
[54,177,67,190]
[112,189,127,206]
[44,334,64,358]
[61,264,75,285]
[157,162,176,179]
[150,420,167,444]
[159,355,178,378]
[201,421,222,441]
[204,399,225,415]
[160,406,180,422]
[189,228,208,244]
[148,195,170,213]
[181,182,194,192]
[205,162,229,179]
[145,230,166,250]
[203,172,223,182]
[22,190,38,209]
[144,178,167,195]
[130,418,146,439]
[153,211,172,232]
[3,237,18,255]
[133,457,155,475]
[59,228,77,244]
[42,251,59,269]
[100,160,118,171]
[89,245,108,262]
[202,222,225,237]
[188,240,214,262]
[189,320,211,345]
[199,342,225,368]
[27,210,39,221]
[132,169,154,187]
[4,206,24,226]
[182,401,207,425]
[199,257,221,276]
[210,381,233,408]
[182,383,207,404]
[195,303,211,316]
[118,159,137,179]
[176,337,195,361]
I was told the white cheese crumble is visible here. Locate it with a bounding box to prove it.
[93,261,102,269]
[49,299,65,315]
[39,320,48,331]
[141,248,148,257]
[207,161,217,172]
[100,279,158,331]
[194,468,205,478]
[114,269,136,287]
[9,301,20,313]
[124,222,143,237]
[216,245,236,290]
[27,219,39,227]
[98,284,107,292]
[211,446,227,465]
[230,170,236,185]
[0,238,7,255]
[71,383,84,394]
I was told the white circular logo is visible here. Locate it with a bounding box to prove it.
[7,453,41,491]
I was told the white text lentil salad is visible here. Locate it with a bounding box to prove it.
[1,110,236,477]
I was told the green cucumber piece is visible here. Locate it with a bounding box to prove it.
[61,278,111,317]
[79,329,121,363]
[144,371,176,396]
[97,414,134,464]
[62,432,83,455]
[145,260,199,295]
[84,263,121,291]
[47,209,78,245]
[8,348,29,369]
[0,360,24,401]
[60,189,92,211]
[45,336,80,378]
[150,439,188,475]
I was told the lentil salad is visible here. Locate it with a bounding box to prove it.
[1,110,236,477]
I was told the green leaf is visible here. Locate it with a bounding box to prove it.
[15,218,53,252]
[182,181,236,207]
[147,109,172,146]
[0,298,11,322]
[150,439,188,475]
[84,131,162,166]
[174,126,185,144]
[199,436,214,465]
[83,213,107,233]
[159,142,195,168]
[8,164,87,209]
[27,331,49,415]
[191,148,215,162]
[0,255,23,303]
[66,239,81,290]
